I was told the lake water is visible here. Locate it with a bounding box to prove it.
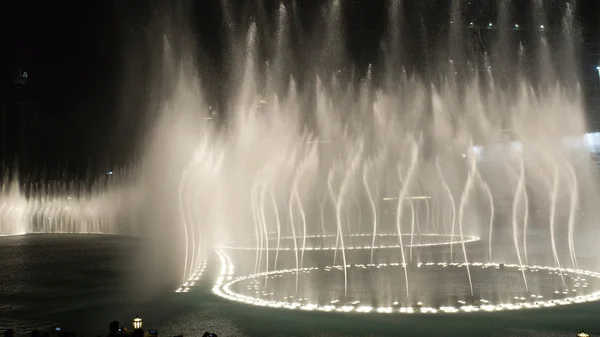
[1,235,599,337]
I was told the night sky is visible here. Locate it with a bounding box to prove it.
[1,0,122,173]
[1,0,599,176]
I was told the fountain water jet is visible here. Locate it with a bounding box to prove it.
[512,157,529,292]
[396,137,419,298]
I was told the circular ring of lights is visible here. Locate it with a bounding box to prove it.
[213,253,600,314]
[218,233,481,251]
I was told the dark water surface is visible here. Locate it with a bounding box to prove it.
[0,235,157,334]
[1,235,599,337]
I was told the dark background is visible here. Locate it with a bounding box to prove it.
[0,0,599,177]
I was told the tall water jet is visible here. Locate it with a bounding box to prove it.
[549,168,565,286]
[566,161,579,270]
[363,162,378,263]
[270,187,282,271]
[396,137,419,299]
[512,157,529,292]
[478,177,495,261]
[436,157,456,261]
[259,183,270,284]
[288,172,300,293]
[457,147,475,296]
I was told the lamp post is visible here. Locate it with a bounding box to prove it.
[133,316,143,330]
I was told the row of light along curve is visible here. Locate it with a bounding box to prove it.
[175,261,208,293]
[211,249,600,315]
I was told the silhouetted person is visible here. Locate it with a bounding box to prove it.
[41,332,50,337]
[107,320,120,337]
[4,329,14,337]
[132,329,144,337]
[31,330,41,337]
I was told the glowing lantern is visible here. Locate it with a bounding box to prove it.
[132,316,143,330]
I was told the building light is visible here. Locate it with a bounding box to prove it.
[514,24,520,30]
[488,23,493,28]
[540,25,545,30]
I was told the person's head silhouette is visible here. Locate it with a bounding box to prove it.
[109,321,120,334]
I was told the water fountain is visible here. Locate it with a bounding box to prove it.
[170,0,600,313]
[1,0,599,316]
[0,169,138,236]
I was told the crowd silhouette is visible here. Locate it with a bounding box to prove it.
[3,321,217,337]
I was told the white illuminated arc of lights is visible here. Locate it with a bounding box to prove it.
[0,232,27,237]
[0,232,130,237]
[175,261,208,293]
[217,233,480,251]
[212,249,600,314]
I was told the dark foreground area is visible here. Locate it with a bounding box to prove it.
[1,235,599,336]
[0,235,156,334]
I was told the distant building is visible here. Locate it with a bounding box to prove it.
[0,61,40,172]
[583,40,600,131]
